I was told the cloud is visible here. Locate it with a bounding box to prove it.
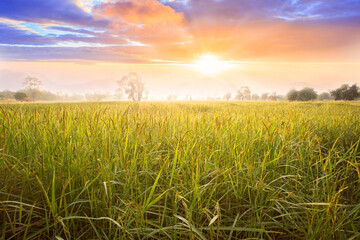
[0,23,57,45]
[0,0,359,62]
[183,0,360,24]
[0,20,136,48]
[95,0,184,25]
[0,0,108,27]
[94,0,189,44]
[0,44,155,63]
[167,0,360,61]
[0,23,124,47]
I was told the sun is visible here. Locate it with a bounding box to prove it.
[192,54,233,75]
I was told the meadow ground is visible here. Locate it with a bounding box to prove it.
[0,101,360,239]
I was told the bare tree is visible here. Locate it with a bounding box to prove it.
[261,92,269,101]
[23,76,42,100]
[268,91,279,101]
[117,72,148,101]
[223,92,232,101]
[235,86,251,100]
[251,94,260,101]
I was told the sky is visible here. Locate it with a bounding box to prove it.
[0,0,359,98]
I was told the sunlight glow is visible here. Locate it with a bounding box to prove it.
[192,54,233,75]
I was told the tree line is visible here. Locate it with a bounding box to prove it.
[285,84,360,101]
[0,73,148,102]
[222,87,286,101]
[222,84,359,102]
[1,74,359,102]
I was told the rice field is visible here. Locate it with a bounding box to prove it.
[0,101,360,239]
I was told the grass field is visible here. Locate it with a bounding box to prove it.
[0,101,360,239]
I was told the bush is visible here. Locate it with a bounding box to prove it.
[287,89,298,101]
[286,88,317,101]
[298,88,317,101]
[14,92,28,101]
[318,92,333,101]
[330,84,360,100]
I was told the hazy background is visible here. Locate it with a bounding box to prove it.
[1,62,359,99]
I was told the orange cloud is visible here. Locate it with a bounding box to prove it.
[2,0,359,63]
[83,0,360,63]
[96,0,183,26]
[151,19,360,62]
[94,0,188,45]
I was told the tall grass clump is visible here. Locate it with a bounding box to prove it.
[0,101,359,239]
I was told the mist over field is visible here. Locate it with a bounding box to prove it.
[1,62,360,100]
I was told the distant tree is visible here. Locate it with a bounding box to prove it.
[85,92,109,101]
[330,84,360,101]
[41,91,59,101]
[261,93,269,101]
[277,95,286,101]
[223,92,232,101]
[297,88,317,101]
[268,92,279,101]
[14,92,28,101]
[167,95,178,101]
[23,76,43,100]
[117,72,148,101]
[287,89,299,101]
[32,89,44,101]
[0,90,15,100]
[60,93,70,101]
[68,94,85,101]
[251,94,260,101]
[23,76,42,89]
[235,86,251,100]
[318,92,333,101]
